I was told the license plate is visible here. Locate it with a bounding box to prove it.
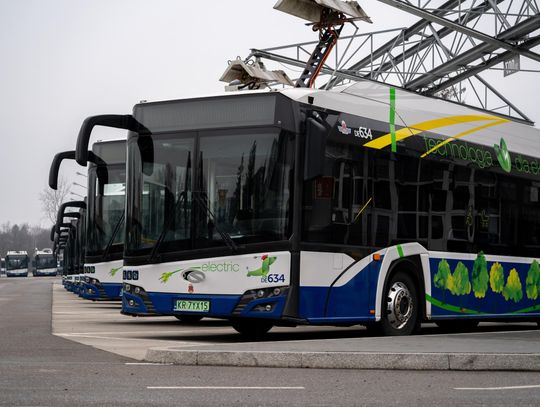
[174,300,210,312]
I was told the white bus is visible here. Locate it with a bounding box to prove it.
[79,81,540,335]
[6,251,29,277]
[80,140,126,300]
[33,249,57,277]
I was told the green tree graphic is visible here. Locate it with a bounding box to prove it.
[451,261,471,296]
[434,259,452,290]
[502,268,523,303]
[471,252,489,298]
[526,260,540,300]
[489,262,505,293]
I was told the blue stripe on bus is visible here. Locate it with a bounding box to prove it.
[299,260,382,321]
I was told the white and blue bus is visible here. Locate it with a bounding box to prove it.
[33,249,57,277]
[52,201,86,293]
[50,142,125,300]
[79,82,540,335]
[79,140,126,301]
[5,251,29,278]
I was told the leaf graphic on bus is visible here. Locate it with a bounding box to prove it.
[494,138,511,173]
[159,269,183,283]
[247,255,277,277]
[110,267,122,277]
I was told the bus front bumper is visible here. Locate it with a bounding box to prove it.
[121,284,288,320]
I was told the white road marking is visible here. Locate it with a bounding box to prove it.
[55,328,232,336]
[147,386,305,390]
[125,362,173,366]
[455,385,540,391]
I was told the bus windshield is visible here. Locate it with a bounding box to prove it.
[6,256,28,270]
[86,166,125,257]
[36,255,56,269]
[126,128,294,257]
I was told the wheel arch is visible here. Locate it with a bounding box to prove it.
[374,243,431,321]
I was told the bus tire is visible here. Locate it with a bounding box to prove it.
[380,271,420,336]
[231,319,273,337]
[435,320,479,332]
[174,315,203,324]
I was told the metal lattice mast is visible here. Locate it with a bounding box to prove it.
[247,0,540,124]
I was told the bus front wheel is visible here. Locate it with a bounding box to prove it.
[231,319,273,337]
[380,271,420,336]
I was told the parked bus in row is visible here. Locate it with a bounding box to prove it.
[5,251,29,278]
[80,140,126,300]
[77,81,540,336]
[50,141,126,300]
[33,249,57,277]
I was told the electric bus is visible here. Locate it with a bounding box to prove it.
[5,251,29,277]
[49,142,126,300]
[33,249,57,276]
[79,140,126,301]
[78,81,540,335]
[53,202,86,293]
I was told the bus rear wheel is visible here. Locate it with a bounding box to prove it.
[231,319,273,337]
[174,315,203,324]
[380,271,420,336]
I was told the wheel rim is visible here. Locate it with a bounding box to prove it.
[386,281,413,330]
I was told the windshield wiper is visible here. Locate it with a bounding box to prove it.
[148,191,187,262]
[192,192,239,253]
[102,211,125,259]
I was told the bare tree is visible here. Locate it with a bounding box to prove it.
[40,176,71,224]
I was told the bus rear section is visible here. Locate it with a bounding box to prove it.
[5,251,29,277]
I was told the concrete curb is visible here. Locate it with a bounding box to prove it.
[144,348,540,371]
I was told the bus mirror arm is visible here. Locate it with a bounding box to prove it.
[76,114,141,166]
[49,150,75,190]
[56,201,86,229]
[304,116,327,180]
[138,135,155,176]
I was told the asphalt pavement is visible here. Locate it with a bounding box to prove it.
[2,276,540,407]
[50,281,540,371]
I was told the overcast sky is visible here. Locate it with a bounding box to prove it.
[0,0,539,228]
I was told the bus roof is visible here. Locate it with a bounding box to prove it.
[280,81,540,157]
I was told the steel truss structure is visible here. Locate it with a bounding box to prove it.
[247,0,540,124]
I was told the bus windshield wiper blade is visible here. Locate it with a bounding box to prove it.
[103,211,125,259]
[148,191,187,262]
[193,193,238,253]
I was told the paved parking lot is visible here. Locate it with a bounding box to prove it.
[52,283,540,370]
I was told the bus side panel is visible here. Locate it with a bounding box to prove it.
[325,261,381,320]
[298,251,356,320]
[298,260,381,322]
[428,254,540,318]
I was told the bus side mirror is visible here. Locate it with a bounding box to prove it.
[138,135,155,176]
[76,114,140,166]
[304,117,327,180]
[49,150,75,190]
